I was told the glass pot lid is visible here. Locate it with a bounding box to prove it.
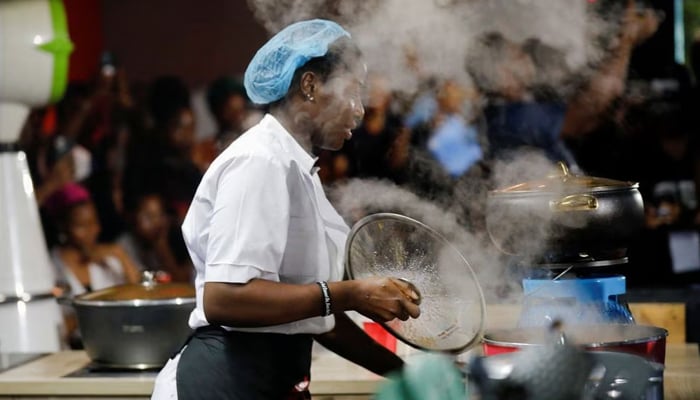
[492,162,638,194]
[75,272,195,302]
[345,213,485,353]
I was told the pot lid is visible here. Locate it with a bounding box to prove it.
[492,162,638,194]
[75,272,195,302]
[345,213,485,353]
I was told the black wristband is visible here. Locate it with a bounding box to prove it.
[317,281,332,317]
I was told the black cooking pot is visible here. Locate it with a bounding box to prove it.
[486,163,644,263]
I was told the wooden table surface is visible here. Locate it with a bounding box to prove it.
[0,343,698,399]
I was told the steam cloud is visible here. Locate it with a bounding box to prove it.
[330,178,522,304]
[247,0,632,326]
[247,0,623,96]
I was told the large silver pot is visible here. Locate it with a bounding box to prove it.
[486,163,644,263]
[471,350,664,400]
[482,324,668,365]
[64,275,195,369]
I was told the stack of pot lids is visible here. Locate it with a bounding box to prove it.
[345,213,485,353]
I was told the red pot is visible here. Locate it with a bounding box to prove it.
[482,324,668,364]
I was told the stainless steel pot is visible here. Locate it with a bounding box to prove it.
[63,273,195,369]
[470,350,664,400]
[486,163,644,262]
[482,324,668,365]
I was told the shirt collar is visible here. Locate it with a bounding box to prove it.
[263,114,319,175]
[310,158,320,175]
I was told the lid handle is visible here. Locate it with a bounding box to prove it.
[549,194,599,212]
[141,271,156,288]
[548,161,570,179]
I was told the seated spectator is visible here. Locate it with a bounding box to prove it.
[336,72,411,185]
[117,191,193,283]
[125,76,202,225]
[46,182,141,295]
[45,182,141,348]
[194,76,262,172]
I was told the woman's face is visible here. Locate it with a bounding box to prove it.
[497,43,535,100]
[167,108,196,152]
[222,94,247,130]
[65,202,101,251]
[310,64,366,151]
[134,195,168,242]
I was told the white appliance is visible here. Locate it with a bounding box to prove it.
[0,0,73,352]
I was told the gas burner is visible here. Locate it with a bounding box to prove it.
[525,248,629,270]
[519,274,635,326]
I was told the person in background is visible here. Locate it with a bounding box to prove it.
[466,31,578,169]
[125,76,202,225]
[624,100,700,286]
[466,0,658,171]
[117,191,193,283]
[69,51,136,151]
[47,182,141,294]
[45,182,141,347]
[399,78,489,230]
[561,0,660,139]
[338,72,411,184]
[193,76,263,172]
[25,54,140,242]
[85,122,133,242]
[151,19,420,400]
[410,78,484,179]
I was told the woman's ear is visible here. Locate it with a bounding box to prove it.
[300,71,317,102]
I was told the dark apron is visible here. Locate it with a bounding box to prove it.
[175,326,313,400]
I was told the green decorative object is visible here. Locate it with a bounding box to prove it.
[37,0,73,103]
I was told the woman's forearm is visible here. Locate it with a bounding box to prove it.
[203,279,357,327]
[315,312,404,376]
[203,277,420,328]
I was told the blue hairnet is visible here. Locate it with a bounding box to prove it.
[244,19,351,105]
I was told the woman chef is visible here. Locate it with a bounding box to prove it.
[151,19,421,400]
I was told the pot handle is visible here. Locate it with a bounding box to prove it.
[549,194,598,212]
[56,295,74,306]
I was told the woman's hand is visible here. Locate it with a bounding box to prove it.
[346,277,421,322]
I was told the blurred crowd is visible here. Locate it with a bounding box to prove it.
[19,0,700,339]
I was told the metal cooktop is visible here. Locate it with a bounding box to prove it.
[64,362,161,378]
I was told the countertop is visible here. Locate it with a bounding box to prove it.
[0,347,384,399]
[0,343,698,399]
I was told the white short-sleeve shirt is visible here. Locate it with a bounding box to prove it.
[181,114,349,335]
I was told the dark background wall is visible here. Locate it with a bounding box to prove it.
[63,0,682,88]
[65,0,268,87]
